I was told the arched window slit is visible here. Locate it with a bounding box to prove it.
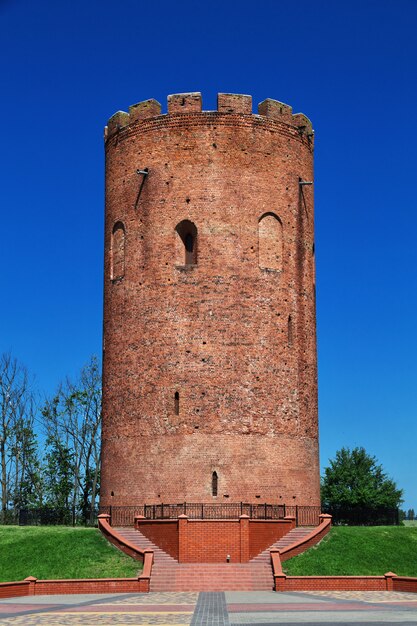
[111,221,125,280]
[258,212,283,271]
[175,220,198,266]
[288,315,293,347]
[212,471,218,497]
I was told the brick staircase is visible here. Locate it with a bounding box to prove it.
[114,526,312,591]
[250,526,313,563]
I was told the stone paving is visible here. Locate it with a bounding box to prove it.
[1,590,417,625]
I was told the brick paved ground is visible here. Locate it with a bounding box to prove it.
[1,590,417,625]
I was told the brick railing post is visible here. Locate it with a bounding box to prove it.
[284,515,296,529]
[178,514,188,563]
[134,514,145,530]
[319,513,332,524]
[385,571,397,591]
[98,513,111,526]
[24,576,37,596]
[239,514,250,562]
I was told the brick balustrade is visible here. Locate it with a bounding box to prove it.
[135,514,294,563]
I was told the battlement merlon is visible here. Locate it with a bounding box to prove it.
[104,93,313,140]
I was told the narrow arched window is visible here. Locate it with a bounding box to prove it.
[212,471,218,497]
[175,220,198,266]
[258,213,283,270]
[111,222,125,280]
[174,391,180,415]
[288,315,293,347]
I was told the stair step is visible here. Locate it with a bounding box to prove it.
[249,526,314,563]
[111,523,317,592]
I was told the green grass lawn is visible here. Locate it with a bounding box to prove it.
[284,526,417,577]
[0,526,141,582]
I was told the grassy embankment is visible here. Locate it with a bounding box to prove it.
[284,526,417,577]
[0,526,141,582]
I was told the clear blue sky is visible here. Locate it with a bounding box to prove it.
[1,0,416,508]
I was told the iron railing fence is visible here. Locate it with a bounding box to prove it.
[1,505,399,527]
[323,506,400,526]
[0,510,19,525]
[10,508,99,527]
[99,503,322,527]
[99,505,145,527]
[285,505,324,527]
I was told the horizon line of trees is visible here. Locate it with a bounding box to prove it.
[0,353,101,524]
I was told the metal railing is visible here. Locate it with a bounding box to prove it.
[99,502,322,527]
[323,506,400,526]
[4,504,399,527]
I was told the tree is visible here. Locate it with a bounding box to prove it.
[44,436,74,511]
[321,447,403,510]
[10,404,44,510]
[0,353,40,521]
[42,356,101,523]
[407,508,415,521]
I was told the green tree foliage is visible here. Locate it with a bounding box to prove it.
[10,415,44,510]
[0,354,41,521]
[41,356,101,523]
[321,447,403,509]
[407,508,415,521]
[44,437,74,511]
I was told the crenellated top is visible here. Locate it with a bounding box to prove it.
[104,92,313,142]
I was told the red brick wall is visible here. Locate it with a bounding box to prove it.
[393,577,417,593]
[135,516,294,562]
[101,92,319,507]
[0,578,149,597]
[34,578,148,594]
[249,519,293,559]
[180,520,241,563]
[278,576,387,592]
[137,520,179,560]
[0,581,29,598]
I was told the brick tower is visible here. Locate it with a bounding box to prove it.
[101,92,319,508]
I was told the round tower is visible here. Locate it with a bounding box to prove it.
[101,92,319,507]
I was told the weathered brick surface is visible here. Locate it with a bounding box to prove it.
[101,93,319,507]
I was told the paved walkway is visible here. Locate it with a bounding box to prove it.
[1,590,417,624]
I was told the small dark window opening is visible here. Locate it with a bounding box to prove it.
[185,233,194,265]
[288,315,293,347]
[212,471,218,496]
[174,391,180,415]
[175,220,197,265]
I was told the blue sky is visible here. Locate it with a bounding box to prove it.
[1,0,416,508]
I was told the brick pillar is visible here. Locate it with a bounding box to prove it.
[385,571,397,591]
[24,576,37,596]
[319,513,332,524]
[284,515,296,530]
[239,515,250,562]
[178,514,188,563]
[274,573,287,591]
[134,514,145,530]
